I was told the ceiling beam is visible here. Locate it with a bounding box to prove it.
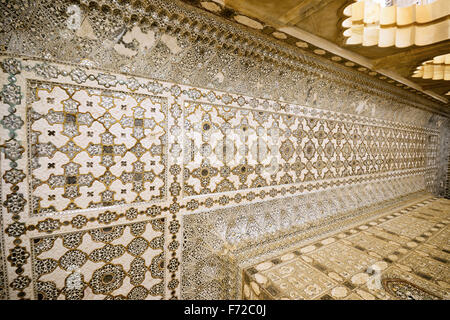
[278,26,449,105]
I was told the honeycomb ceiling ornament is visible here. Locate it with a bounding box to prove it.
[342,0,450,47]
[412,53,450,80]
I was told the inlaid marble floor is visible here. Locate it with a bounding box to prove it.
[243,197,450,300]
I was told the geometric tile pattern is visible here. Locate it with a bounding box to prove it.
[182,1,448,112]
[0,160,6,300]
[378,215,436,239]
[0,53,443,301]
[28,80,167,215]
[181,176,430,299]
[243,197,450,300]
[0,56,181,300]
[30,218,165,300]
[0,0,448,304]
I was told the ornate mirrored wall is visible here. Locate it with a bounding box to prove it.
[0,0,448,300]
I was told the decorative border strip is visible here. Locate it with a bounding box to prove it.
[0,48,442,300]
